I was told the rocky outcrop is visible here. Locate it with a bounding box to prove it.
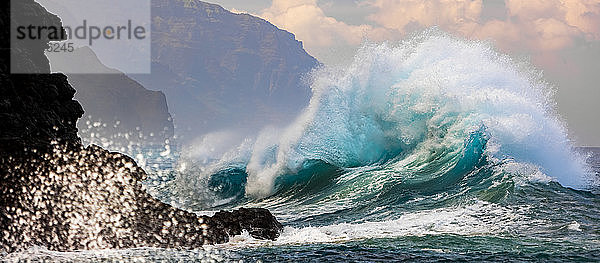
[1,144,282,251]
[212,208,283,241]
[0,0,282,253]
[132,0,320,143]
[0,73,83,151]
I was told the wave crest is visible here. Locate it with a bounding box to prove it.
[244,30,586,197]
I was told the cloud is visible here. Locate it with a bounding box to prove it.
[561,0,600,40]
[367,0,482,35]
[365,0,600,54]
[485,0,600,52]
[249,0,600,78]
[258,0,396,59]
[255,0,600,67]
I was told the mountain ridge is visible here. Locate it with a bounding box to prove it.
[132,0,320,144]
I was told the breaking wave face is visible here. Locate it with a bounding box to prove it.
[240,30,587,196]
[161,30,593,240]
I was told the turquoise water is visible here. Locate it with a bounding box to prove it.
[4,31,600,262]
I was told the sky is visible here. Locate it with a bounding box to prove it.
[209,0,600,146]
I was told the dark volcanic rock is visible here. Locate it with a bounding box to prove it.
[0,73,83,151]
[212,208,284,240]
[1,144,281,251]
[0,0,282,253]
[0,0,83,151]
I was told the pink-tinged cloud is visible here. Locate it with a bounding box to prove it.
[367,0,482,34]
[562,0,600,40]
[366,0,600,53]
[256,0,600,70]
[259,0,397,59]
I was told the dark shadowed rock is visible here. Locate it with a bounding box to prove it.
[0,0,282,253]
[0,0,83,151]
[212,208,284,240]
[1,144,282,251]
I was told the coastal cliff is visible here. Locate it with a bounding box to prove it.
[133,0,320,142]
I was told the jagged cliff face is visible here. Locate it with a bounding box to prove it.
[133,0,319,142]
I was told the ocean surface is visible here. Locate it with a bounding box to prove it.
[4,31,600,262]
